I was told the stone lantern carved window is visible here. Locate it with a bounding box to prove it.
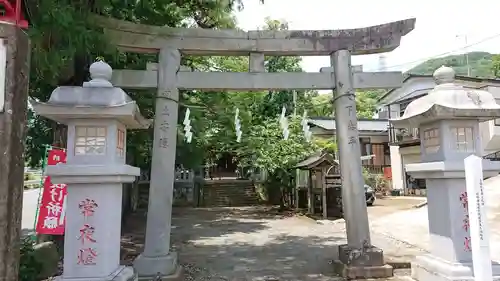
[75,126,107,155]
[423,128,440,153]
[450,127,474,152]
[117,129,125,157]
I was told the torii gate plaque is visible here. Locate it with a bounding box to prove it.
[101,16,416,280]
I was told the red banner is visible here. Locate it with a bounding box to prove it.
[35,149,67,235]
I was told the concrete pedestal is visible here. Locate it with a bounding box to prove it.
[333,244,394,279]
[54,266,137,281]
[405,160,500,281]
[134,253,183,281]
[409,254,500,281]
[48,165,140,281]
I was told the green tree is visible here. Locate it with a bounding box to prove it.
[256,18,308,120]
[314,138,337,154]
[308,93,332,117]
[24,0,259,167]
[236,117,317,208]
[492,54,500,78]
[355,90,384,119]
[305,90,382,119]
[175,18,316,171]
[409,51,495,78]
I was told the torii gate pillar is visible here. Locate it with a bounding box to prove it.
[329,50,392,278]
[133,48,182,280]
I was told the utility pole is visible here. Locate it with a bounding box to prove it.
[457,34,470,76]
[292,90,297,117]
[0,12,31,281]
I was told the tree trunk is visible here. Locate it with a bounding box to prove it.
[0,25,30,281]
[279,186,285,211]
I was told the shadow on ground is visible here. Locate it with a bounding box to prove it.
[121,206,345,281]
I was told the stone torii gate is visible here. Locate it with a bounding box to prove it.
[100,16,416,280]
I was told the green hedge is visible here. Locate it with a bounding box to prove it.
[19,238,43,281]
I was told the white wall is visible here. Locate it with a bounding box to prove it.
[479,86,500,154]
[389,145,422,190]
[389,145,404,190]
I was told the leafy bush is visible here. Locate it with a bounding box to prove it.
[19,238,43,281]
[362,168,391,195]
[24,173,39,181]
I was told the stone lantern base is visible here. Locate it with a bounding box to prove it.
[333,244,394,279]
[134,252,183,281]
[403,159,500,281]
[408,254,500,281]
[54,266,137,281]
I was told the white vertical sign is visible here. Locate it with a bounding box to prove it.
[0,39,6,113]
[464,155,492,281]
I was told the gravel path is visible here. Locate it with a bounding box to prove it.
[120,203,427,281]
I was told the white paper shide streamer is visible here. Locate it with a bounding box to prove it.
[301,110,312,142]
[183,108,193,143]
[279,106,290,140]
[235,108,242,143]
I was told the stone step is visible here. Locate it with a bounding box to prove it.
[201,183,260,207]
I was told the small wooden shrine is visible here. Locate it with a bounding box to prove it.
[294,151,343,219]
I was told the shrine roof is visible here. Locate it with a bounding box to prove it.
[295,151,336,170]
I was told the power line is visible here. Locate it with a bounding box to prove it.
[374,32,500,72]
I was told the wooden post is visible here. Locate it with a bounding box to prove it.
[0,23,30,281]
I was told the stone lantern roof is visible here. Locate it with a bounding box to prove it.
[30,60,151,129]
[390,65,500,128]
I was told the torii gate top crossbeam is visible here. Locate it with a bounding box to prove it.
[95,16,415,56]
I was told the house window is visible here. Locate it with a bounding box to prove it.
[495,118,500,126]
[297,170,309,187]
[450,127,474,152]
[75,127,106,155]
[117,129,125,157]
[399,100,413,117]
[423,128,440,154]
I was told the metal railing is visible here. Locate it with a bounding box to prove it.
[24,169,43,188]
[362,165,390,175]
[199,164,264,181]
[484,151,500,161]
[389,125,420,143]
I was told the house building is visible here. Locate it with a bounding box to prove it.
[307,117,391,174]
[377,73,500,193]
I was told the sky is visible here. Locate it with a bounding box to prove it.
[235,0,500,73]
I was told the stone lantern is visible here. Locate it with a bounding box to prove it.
[391,66,500,281]
[30,61,150,281]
